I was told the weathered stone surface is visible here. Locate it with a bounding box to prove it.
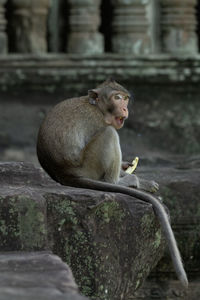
[160,0,198,55]
[46,186,164,299]
[0,161,199,299]
[10,0,50,53]
[3,0,200,56]
[1,55,200,89]
[0,251,88,300]
[111,0,152,55]
[0,162,165,299]
[133,165,200,299]
[0,0,7,53]
[67,0,104,55]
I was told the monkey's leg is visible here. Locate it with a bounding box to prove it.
[119,171,139,188]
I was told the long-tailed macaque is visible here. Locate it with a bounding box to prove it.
[37,79,188,287]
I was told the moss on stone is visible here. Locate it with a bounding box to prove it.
[47,197,131,299]
[0,195,20,248]
[94,200,126,224]
[152,231,162,249]
[17,195,46,249]
[0,194,47,251]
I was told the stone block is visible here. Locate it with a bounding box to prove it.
[0,251,88,300]
[0,162,165,299]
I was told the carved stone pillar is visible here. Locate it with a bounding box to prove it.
[0,0,7,53]
[160,0,198,54]
[30,0,50,53]
[111,0,152,55]
[67,0,104,55]
[11,0,50,53]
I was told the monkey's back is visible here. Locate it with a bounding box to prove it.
[37,96,105,178]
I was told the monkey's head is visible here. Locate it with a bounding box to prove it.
[88,79,130,130]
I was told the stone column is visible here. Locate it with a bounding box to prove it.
[11,0,50,53]
[30,0,50,53]
[0,0,7,53]
[67,0,104,55]
[111,0,152,55]
[160,0,198,55]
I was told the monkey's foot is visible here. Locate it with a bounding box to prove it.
[139,179,159,193]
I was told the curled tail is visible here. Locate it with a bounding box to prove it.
[67,177,188,288]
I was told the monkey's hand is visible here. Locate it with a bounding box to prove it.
[121,161,133,171]
[138,178,159,194]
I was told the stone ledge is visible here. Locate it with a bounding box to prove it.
[0,162,165,299]
[135,165,200,300]
[0,54,200,93]
[0,161,199,299]
[0,251,88,300]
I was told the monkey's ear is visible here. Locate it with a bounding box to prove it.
[88,89,98,99]
[88,89,98,105]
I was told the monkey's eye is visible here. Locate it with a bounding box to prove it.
[124,96,129,101]
[114,94,122,100]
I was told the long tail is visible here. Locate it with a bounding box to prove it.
[67,177,188,288]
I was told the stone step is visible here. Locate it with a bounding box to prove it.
[0,251,88,300]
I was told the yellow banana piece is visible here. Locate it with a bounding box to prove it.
[125,157,139,174]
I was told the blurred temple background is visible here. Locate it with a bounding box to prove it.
[0,0,200,299]
[0,0,200,164]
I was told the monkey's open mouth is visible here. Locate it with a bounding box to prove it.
[115,116,125,126]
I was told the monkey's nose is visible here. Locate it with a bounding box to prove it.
[122,109,128,119]
[123,107,128,114]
